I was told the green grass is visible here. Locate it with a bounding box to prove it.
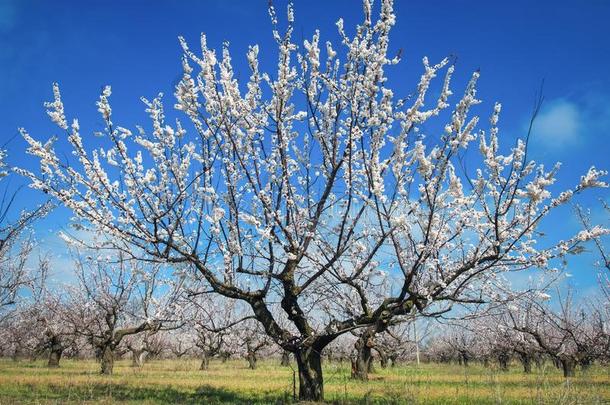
[0,358,608,404]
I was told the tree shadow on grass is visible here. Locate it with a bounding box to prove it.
[37,383,293,404]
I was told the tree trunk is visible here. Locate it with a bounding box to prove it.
[200,352,209,370]
[11,346,22,362]
[280,350,290,367]
[100,346,114,375]
[461,353,469,367]
[378,349,388,369]
[518,353,532,374]
[534,355,543,369]
[351,351,372,380]
[246,352,257,370]
[368,356,375,373]
[352,329,374,380]
[295,347,324,402]
[497,352,509,371]
[47,347,63,368]
[561,358,575,378]
[130,348,145,368]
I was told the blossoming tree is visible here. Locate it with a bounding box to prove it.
[509,291,607,377]
[0,151,51,317]
[64,251,184,374]
[18,0,608,399]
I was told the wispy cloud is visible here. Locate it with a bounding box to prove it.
[529,91,610,151]
[532,99,581,146]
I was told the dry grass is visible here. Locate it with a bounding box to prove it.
[0,358,608,404]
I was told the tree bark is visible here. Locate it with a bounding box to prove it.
[534,355,542,369]
[461,352,470,367]
[518,353,532,374]
[497,352,509,371]
[378,349,388,369]
[200,353,209,370]
[561,358,575,378]
[295,347,324,402]
[100,346,115,375]
[11,346,22,362]
[130,348,146,368]
[246,352,257,370]
[579,357,591,371]
[280,350,291,367]
[47,347,63,368]
[351,329,374,380]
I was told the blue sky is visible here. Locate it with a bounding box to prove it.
[0,0,608,296]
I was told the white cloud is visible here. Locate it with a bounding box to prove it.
[533,99,581,146]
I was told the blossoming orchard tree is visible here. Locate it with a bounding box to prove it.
[17,0,609,400]
[64,251,184,374]
[509,292,608,377]
[0,151,51,318]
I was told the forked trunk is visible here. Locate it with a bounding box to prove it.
[100,346,114,375]
[295,347,324,402]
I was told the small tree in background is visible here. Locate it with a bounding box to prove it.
[0,151,51,318]
[64,251,183,374]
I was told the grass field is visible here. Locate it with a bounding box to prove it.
[0,358,608,404]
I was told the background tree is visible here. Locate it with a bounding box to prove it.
[64,252,182,374]
[0,151,51,318]
[510,292,603,377]
[29,276,77,368]
[576,203,610,299]
[375,320,422,367]
[239,320,271,370]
